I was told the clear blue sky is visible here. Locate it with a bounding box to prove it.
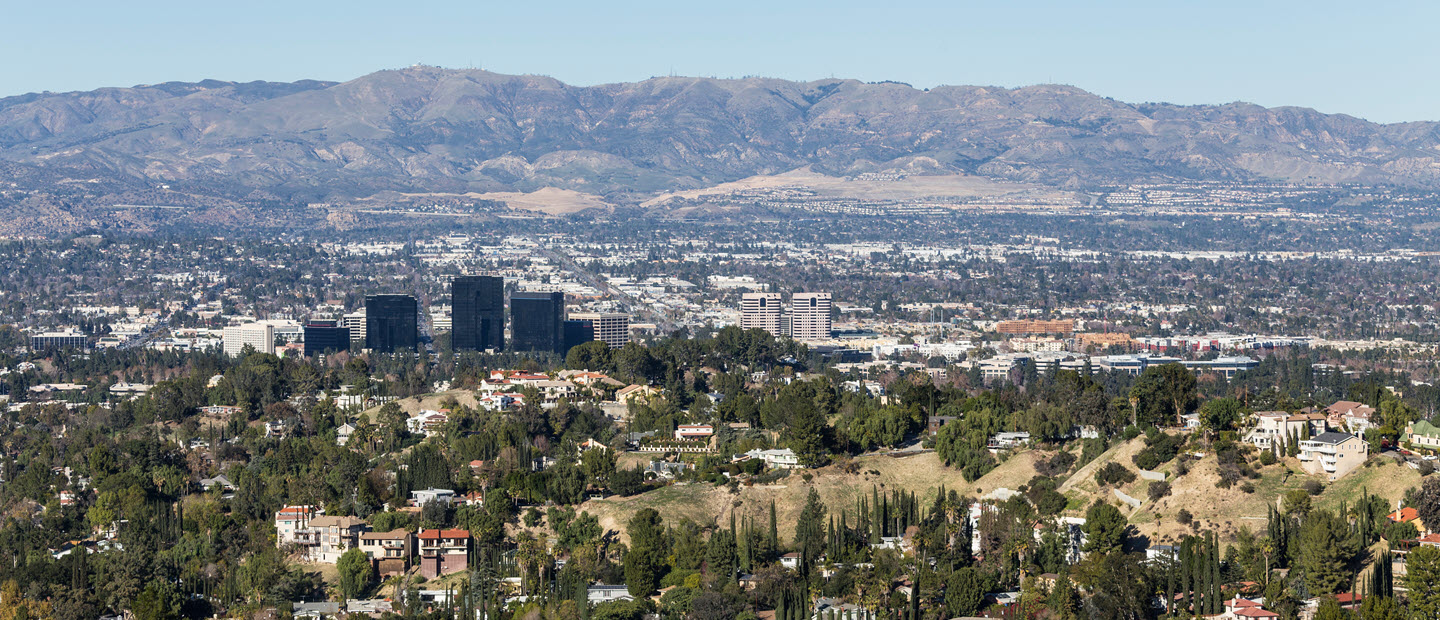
[6,1,1436,123]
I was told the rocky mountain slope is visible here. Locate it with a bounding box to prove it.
[4,66,1440,207]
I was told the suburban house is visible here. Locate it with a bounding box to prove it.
[306,515,368,563]
[1326,400,1377,433]
[406,410,449,436]
[336,423,356,446]
[615,384,661,404]
[740,448,802,469]
[1297,432,1368,480]
[411,488,456,506]
[358,529,412,576]
[274,505,321,545]
[927,416,958,434]
[989,432,1032,449]
[577,438,609,453]
[417,529,471,578]
[674,424,714,441]
[586,585,633,605]
[1386,507,1424,533]
[1246,412,1318,450]
[1406,420,1440,453]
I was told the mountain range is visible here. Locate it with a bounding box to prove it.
[3,65,1440,214]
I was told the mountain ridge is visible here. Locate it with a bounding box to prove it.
[3,66,1440,207]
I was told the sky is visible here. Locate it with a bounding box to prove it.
[5,1,1437,123]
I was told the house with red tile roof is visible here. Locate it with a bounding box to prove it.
[417,528,471,578]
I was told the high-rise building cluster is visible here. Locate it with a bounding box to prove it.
[740,292,833,341]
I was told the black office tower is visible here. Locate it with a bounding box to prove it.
[563,319,595,354]
[452,275,504,351]
[303,320,350,357]
[365,295,418,353]
[511,291,565,353]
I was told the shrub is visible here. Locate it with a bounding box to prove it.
[1303,480,1324,495]
[1095,462,1136,487]
[1258,451,1277,466]
[1176,509,1193,525]
[1240,482,1255,493]
[1123,426,1142,440]
[1147,481,1172,501]
[1035,451,1077,477]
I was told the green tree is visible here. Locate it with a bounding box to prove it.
[1082,502,1129,555]
[944,567,985,618]
[337,548,373,600]
[1129,363,1197,427]
[1298,511,1351,596]
[130,583,180,620]
[623,509,668,597]
[1408,546,1440,620]
[793,488,828,568]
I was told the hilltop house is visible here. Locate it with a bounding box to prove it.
[1326,401,1377,433]
[417,529,470,578]
[1298,432,1368,481]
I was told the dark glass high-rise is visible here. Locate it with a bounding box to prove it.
[452,275,504,351]
[511,291,565,353]
[303,320,350,357]
[365,295,418,353]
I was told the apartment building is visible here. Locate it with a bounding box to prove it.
[790,292,832,341]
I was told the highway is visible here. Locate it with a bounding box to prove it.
[534,241,676,333]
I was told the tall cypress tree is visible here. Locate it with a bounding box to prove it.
[872,486,883,544]
[1166,548,1177,615]
[1209,535,1221,615]
[769,500,779,555]
[1195,538,1208,616]
[1181,539,1193,615]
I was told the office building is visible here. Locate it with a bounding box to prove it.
[451,276,504,352]
[365,295,418,353]
[995,320,1074,335]
[511,291,565,353]
[30,330,88,351]
[741,292,783,336]
[790,292,833,341]
[563,319,595,353]
[341,310,366,344]
[223,323,275,357]
[303,320,350,357]
[568,312,630,349]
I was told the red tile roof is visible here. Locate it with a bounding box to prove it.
[417,528,470,540]
[1388,507,1419,522]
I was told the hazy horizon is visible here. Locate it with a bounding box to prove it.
[5,0,1437,124]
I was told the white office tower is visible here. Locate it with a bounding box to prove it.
[569,312,631,349]
[223,323,275,357]
[790,292,833,341]
[341,309,367,343]
[741,292,783,336]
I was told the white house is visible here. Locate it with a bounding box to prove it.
[743,448,802,469]
[411,488,456,506]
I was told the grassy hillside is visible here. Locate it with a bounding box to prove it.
[580,451,1045,545]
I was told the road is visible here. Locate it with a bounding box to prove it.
[535,242,676,333]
